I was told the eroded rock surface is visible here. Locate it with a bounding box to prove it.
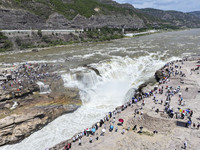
[0,65,81,146]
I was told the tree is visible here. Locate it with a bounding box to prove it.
[37,29,42,37]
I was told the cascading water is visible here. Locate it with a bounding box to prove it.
[2,28,197,150]
[36,81,51,94]
[1,54,179,150]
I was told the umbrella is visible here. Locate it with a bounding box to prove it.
[110,125,114,129]
[102,129,105,132]
[119,119,124,123]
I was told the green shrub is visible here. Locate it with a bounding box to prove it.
[37,29,42,37]
[3,40,13,49]
[15,37,22,46]
[42,35,51,43]
[0,32,8,40]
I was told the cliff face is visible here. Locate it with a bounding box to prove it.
[0,9,45,30]
[0,0,200,30]
[0,0,145,30]
[0,65,82,146]
[46,13,145,29]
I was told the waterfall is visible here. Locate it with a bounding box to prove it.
[36,81,51,94]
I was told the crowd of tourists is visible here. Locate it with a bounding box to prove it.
[61,58,200,150]
[0,63,61,94]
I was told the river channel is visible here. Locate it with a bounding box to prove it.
[0,29,200,150]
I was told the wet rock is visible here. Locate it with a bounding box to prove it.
[32,49,39,52]
[0,116,15,128]
[186,55,200,61]
[83,64,101,76]
[0,84,40,102]
[0,128,13,136]
[0,63,81,146]
[14,129,24,137]
[4,103,12,109]
[155,70,163,82]
[137,77,157,94]
[0,83,81,146]
[5,94,12,100]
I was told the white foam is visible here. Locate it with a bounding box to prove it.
[1,54,180,150]
[36,81,51,94]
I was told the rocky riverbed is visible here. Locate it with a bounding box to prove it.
[0,63,82,146]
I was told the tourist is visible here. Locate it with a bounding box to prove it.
[96,133,99,140]
[115,126,118,132]
[142,100,145,106]
[89,136,93,143]
[197,123,200,130]
[190,110,193,117]
[78,138,81,146]
[193,123,196,128]
[153,130,158,134]
[133,125,137,131]
[183,141,187,149]
[121,128,125,134]
[72,137,75,142]
[112,117,115,124]
[139,126,143,133]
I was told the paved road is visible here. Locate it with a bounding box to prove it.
[1,29,84,33]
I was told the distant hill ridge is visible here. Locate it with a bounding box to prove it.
[189,11,200,19]
[0,0,200,30]
[139,8,200,29]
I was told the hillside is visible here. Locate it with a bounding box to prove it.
[139,8,200,29]
[189,11,200,19]
[0,0,145,30]
[0,0,200,30]
[1,0,200,52]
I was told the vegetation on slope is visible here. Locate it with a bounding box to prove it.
[139,8,200,28]
[0,32,13,52]
[12,28,123,50]
[1,0,200,29]
[189,11,200,19]
[0,0,137,20]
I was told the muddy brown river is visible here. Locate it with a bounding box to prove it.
[0,29,200,150]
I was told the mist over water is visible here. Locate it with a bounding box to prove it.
[1,29,200,150]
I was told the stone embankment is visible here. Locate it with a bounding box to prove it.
[0,63,82,146]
